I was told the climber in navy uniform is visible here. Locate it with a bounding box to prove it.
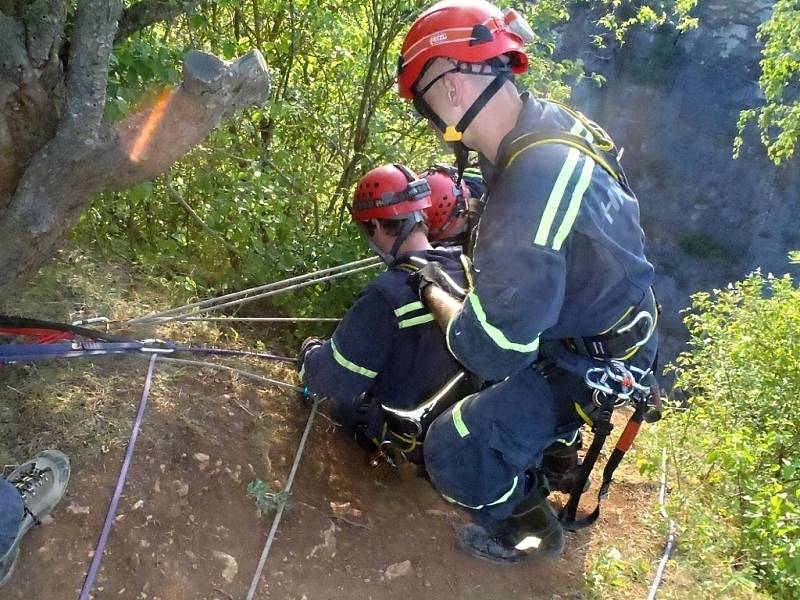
[297,164,472,464]
[396,0,660,563]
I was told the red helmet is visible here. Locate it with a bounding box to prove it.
[397,0,529,100]
[352,164,432,222]
[422,167,469,241]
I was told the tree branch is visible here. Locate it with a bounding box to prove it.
[115,0,199,44]
[0,49,269,301]
[61,0,123,141]
[164,171,241,258]
[23,0,68,67]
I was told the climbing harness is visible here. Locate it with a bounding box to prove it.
[497,98,632,192]
[370,369,478,466]
[559,360,662,531]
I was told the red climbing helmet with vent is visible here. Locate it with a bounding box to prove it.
[396,0,530,100]
[352,164,432,222]
[422,166,468,241]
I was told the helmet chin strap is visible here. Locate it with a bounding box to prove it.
[366,212,425,266]
[414,65,510,182]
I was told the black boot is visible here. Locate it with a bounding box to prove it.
[541,434,588,493]
[455,485,565,565]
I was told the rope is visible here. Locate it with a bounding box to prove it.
[127,257,381,325]
[159,317,342,323]
[0,342,296,365]
[147,263,379,326]
[159,357,301,392]
[246,398,319,600]
[646,447,678,600]
[79,354,158,600]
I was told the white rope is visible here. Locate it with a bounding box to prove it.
[127,256,381,325]
[647,447,678,600]
[246,399,319,600]
[150,263,378,325]
[158,357,300,392]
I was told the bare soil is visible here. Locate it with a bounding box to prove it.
[3,361,660,600]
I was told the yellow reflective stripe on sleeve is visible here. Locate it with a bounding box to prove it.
[452,399,470,438]
[330,339,378,379]
[398,313,435,329]
[533,148,581,246]
[445,312,459,358]
[551,156,595,251]
[394,301,425,317]
[442,475,519,510]
[468,293,540,353]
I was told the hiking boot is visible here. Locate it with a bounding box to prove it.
[456,488,565,565]
[542,434,588,494]
[0,450,70,588]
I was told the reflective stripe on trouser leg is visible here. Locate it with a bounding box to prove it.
[423,368,559,526]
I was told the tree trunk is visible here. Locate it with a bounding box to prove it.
[0,0,270,302]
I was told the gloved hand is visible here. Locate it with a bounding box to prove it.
[408,261,466,301]
[297,336,324,373]
[297,384,316,408]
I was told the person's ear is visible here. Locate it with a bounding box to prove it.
[442,72,462,106]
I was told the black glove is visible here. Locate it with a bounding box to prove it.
[297,336,324,373]
[408,261,466,301]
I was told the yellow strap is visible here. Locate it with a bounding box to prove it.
[575,402,594,427]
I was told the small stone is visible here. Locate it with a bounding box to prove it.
[384,560,413,580]
[212,551,238,583]
[193,453,210,471]
[174,480,189,498]
[132,500,144,511]
[129,552,141,572]
[67,502,91,515]
[140,540,151,549]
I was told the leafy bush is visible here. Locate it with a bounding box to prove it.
[661,262,800,597]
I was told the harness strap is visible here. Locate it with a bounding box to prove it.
[573,288,659,361]
[498,130,628,188]
[559,391,616,530]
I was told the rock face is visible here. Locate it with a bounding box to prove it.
[557,0,800,363]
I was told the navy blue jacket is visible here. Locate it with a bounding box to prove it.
[447,93,655,381]
[301,248,467,434]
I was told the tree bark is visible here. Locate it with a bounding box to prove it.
[115,0,199,44]
[0,28,269,301]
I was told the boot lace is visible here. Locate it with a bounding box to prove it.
[11,466,52,525]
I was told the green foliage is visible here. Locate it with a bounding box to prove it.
[592,0,700,45]
[659,264,800,597]
[735,0,800,165]
[585,546,651,596]
[247,479,292,515]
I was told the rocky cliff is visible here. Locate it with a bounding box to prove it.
[558,0,800,363]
